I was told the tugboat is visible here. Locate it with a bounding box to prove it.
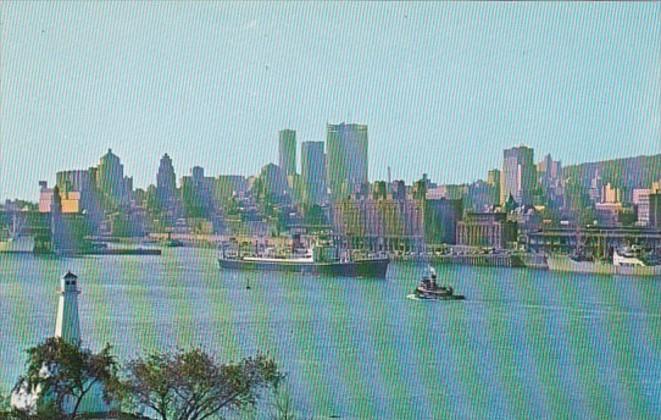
[410,267,465,300]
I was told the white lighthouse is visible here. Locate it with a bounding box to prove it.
[12,271,116,416]
[55,271,81,346]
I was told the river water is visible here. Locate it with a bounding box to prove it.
[1,248,659,418]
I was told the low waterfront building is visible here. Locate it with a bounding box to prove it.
[594,202,624,226]
[331,196,424,252]
[456,212,517,249]
[526,226,661,256]
[39,182,85,215]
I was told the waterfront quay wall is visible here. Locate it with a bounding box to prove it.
[390,249,549,269]
[393,252,527,268]
[105,233,552,270]
[433,253,525,267]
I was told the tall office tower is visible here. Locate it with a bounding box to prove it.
[326,122,368,199]
[633,188,651,226]
[301,141,326,205]
[181,166,214,217]
[56,169,94,196]
[279,129,297,177]
[157,153,177,206]
[650,193,661,228]
[500,145,536,206]
[537,154,562,181]
[487,169,501,206]
[96,149,125,208]
[56,168,101,216]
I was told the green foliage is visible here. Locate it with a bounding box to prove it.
[578,206,597,227]
[269,382,296,420]
[564,154,661,190]
[412,180,427,200]
[12,337,118,419]
[145,186,162,217]
[118,349,282,420]
[303,205,327,226]
[0,391,10,416]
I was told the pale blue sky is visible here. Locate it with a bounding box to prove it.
[1,2,660,201]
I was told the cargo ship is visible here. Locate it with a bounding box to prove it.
[546,246,661,277]
[218,240,389,278]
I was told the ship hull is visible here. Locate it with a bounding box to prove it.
[546,255,661,277]
[218,257,390,278]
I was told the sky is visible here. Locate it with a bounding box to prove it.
[1,2,660,201]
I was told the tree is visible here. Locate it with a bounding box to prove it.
[0,391,10,416]
[578,206,598,227]
[12,337,118,419]
[118,349,282,420]
[269,382,296,420]
[303,204,327,226]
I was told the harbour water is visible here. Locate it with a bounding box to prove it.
[0,248,659,418]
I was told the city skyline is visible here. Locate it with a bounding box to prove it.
[2,2,660,201]
[23,143,661,204]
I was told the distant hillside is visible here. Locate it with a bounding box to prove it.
[564,154,661,190]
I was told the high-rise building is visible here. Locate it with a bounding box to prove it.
[96,149,125,208]
[326,123,368,199]
[537,154,562,181]
[279,129,297,177]
[301,141,326,205]
[601,183,621,204]
[633,188,651,226]
[537,154,563,207]
[156,153,177,207]
[487,169,501,206]
[123,176,133,204]
[257,163,290,201]
[467,180,494,212]
[181,166,215,217]
[649,193,661,229]
[501,145,536,206]
[487,169,500,186]
[55,168,101,218]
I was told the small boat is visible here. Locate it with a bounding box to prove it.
[412,266,464,300]
[164,239,185,248]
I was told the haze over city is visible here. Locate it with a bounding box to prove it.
[1,2,660,201]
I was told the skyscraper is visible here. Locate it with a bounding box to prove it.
[326,123,368,199]
[278,129,297,177]
[96,149,125,208]
[301,141,326,205]
[56,168,101,219]
[501,145,536,206]
[156,153,177,208]
[181,166,215,217]
[487,169,501,206]
[537,154,562,181]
